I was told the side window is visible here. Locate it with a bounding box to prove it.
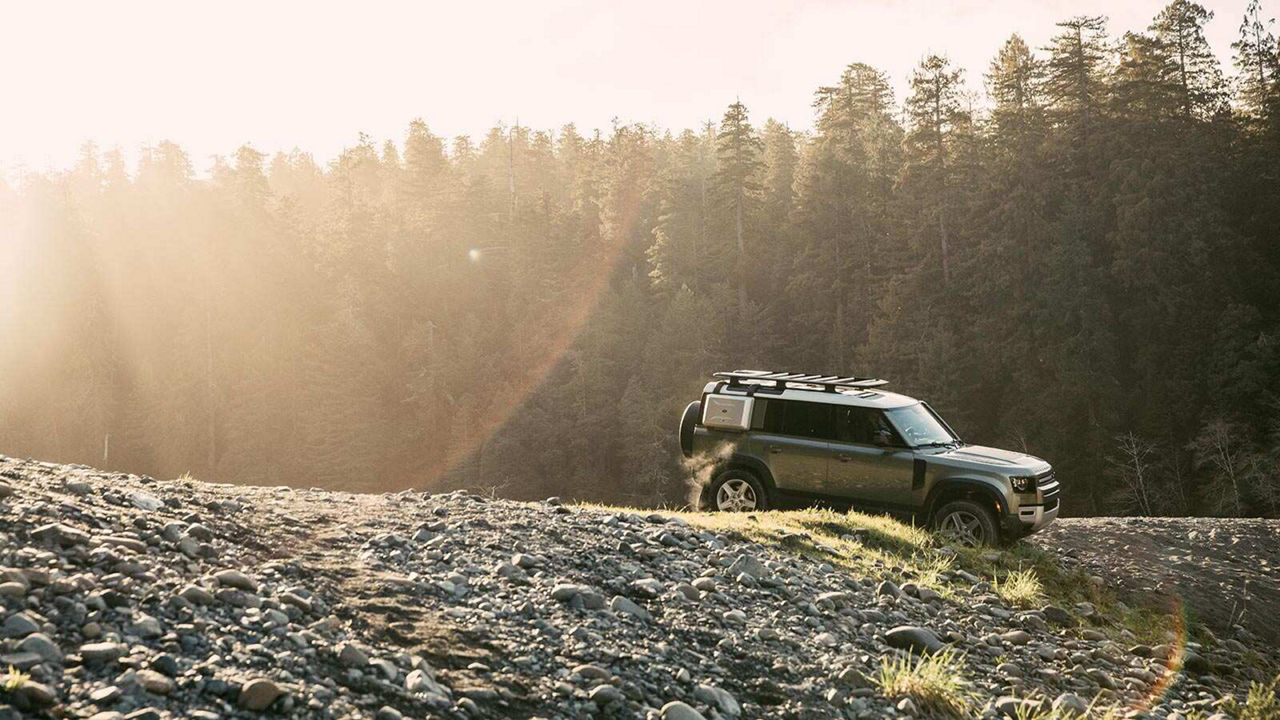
[782,401,834,439]
[762,399,787,434]
[834,406,897,444]
[762,400,834,439]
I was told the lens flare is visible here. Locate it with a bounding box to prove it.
[1127,594,1189,715]
[467,248,481,262]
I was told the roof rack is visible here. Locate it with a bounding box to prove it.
[712,369,888,393]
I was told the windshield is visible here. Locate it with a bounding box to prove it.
[885,403,958,447]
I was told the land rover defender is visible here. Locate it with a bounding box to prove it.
[679,370,1060,545]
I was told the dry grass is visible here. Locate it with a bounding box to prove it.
[2,665,27,693]
[995,568,1045,607]
[876,648,975,718]
[1219,673,1280,720]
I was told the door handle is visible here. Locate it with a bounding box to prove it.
[769,445,783,454]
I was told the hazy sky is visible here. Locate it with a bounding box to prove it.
[1,0,1256,177]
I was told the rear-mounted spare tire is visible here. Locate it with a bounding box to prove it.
[680,401,701,458]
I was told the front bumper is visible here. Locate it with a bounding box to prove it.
[1015,498,1059,533]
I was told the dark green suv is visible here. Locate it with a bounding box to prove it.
[679,370,1059,545]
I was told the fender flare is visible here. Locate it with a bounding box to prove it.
[710,454,777,495]
[924,477,1009,520]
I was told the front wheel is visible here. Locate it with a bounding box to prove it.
[704,470,769,512]
[932,500,999,547]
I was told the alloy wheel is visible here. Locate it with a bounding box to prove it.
[715,478,758,512]
[938,510,986,546]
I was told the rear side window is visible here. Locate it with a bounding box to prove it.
[761,400,834,439]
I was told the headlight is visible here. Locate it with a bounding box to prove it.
[1010,476,1035,493]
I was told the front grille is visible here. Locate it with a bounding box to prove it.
[1045,497,1059,511]
[1037,470,1060,500]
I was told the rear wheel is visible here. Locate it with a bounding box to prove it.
[932,500,999,547]
[705,470,768,512]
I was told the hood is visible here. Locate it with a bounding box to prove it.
[927,444,1049,473]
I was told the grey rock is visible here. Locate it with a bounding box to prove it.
[90,686,122,704]
[13,681,56,707]
[996,696,1043,718]
[1042,605,1075,626]
[136,669,174,695]
[337,642,369,667]
[18,632,62,662]
[212,569,258,592]
[129,491,164,510]
[238,678,285,710]
[727,554,768,579]
[31,523,89,547]
[573,664,612,681]
[179,584,215,605]
[876,579,901,598]
[1052,692,1089,715]
[589,684,624,704]
[551,583,587,602]
[2,612,40,638]
[660,701,706,720]
[1183,650,1210,674]
[80,641,128,665]
[610,595,651,621]
[885,625,944,654]
[693,684,740,717]
[1000,630,1032,645]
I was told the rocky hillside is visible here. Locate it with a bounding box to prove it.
[0,456,1276,720]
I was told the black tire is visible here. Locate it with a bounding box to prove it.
[932,499,999,547]
[703,469,769,512]
[679,401,701,458]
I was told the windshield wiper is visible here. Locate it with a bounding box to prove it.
[918,440,961,449]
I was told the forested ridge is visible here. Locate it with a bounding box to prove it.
[3,2,1279,516]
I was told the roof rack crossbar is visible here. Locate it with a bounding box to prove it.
[713,369,888,393]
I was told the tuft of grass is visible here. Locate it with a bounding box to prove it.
[1220,673,1280,720]
[877,648,975,718]
[2,665,28,693]
[176,472,197,483]
[995,568,1045,607]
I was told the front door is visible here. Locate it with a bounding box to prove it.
[756,399,831,494]
[828,406,917,508]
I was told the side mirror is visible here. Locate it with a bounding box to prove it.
[872,430,893,447]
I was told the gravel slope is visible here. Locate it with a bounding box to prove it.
[1033,517,1280,647]
[0,456,1274,720]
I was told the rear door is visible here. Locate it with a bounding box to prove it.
[755,399,831,494]
[828,406,917,508]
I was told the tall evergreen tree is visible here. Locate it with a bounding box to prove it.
[712,102,763,335]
